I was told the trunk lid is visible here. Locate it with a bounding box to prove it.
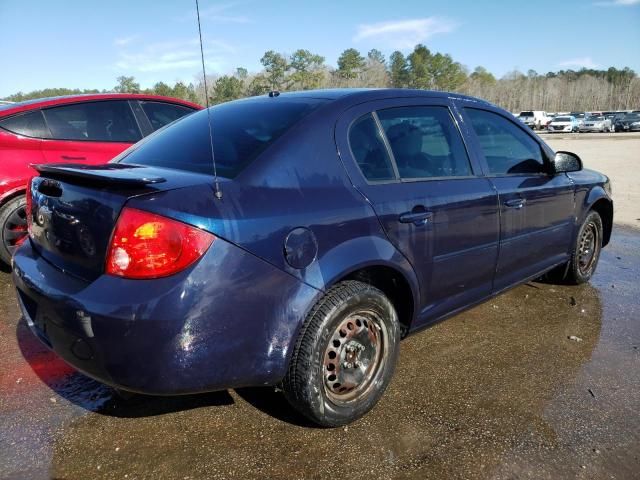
[28,163,211,281]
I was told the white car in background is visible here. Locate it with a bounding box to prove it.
[517,110,551,130]
[580,115,613,133]
[547,115,579,133]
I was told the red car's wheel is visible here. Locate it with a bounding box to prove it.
[0,195,28,265]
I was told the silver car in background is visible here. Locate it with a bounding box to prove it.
[547,115,579,133]
[580,115,613,133]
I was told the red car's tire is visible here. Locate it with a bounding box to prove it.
[0,195,28,266]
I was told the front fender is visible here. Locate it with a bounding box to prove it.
[577,185,613,246]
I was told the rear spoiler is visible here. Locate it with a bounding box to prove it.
[33,163,166,187]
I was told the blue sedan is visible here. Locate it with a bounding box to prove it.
[12,89,613,426]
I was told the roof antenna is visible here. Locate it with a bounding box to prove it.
[195,0,222,200]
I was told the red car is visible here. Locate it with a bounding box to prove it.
[0,93,202,264]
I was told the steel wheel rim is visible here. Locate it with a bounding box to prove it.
[2,204,28,255]
[578,221,599,275]
[323,310,387,404]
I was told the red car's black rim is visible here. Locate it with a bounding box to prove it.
[2,205,28,256]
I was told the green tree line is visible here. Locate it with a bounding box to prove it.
[3,45,638,111]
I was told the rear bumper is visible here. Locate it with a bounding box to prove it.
[12,237,320,394]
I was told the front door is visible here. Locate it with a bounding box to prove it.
[461,107,575,291]
[336,98,500,326]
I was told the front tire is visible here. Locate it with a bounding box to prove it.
[282,280,400,427]
[0,195,28,266]
[565,211,604,284]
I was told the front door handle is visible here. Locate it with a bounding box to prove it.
[504,198,526,209]
[399,210,433,226]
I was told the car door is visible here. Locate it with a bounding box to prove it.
[460,106,575,292]
[40,100,142,164]
[335,98,500,326]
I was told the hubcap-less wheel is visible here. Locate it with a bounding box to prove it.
[282,280,400,426]
[2,204,28,257]
[578,220,599,276]
[323,311,386,404]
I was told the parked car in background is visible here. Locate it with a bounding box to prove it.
[547,115,579,133]
[569,112,586,128]
[0,93,202,265]
[614,112,640,132]
[580,115,613,133]
[12,89,613,427]
[517,110,550,129]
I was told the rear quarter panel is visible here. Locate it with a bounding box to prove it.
[0,130,45,202]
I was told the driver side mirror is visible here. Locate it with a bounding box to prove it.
[552,151,583,174]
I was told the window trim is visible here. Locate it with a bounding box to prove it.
[462,106,551,177]
[345,112,399,185]
[41,100,143,144]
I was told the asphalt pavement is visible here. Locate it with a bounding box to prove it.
[1,207,639,479]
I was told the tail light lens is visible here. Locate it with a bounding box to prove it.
[106,207,214,279]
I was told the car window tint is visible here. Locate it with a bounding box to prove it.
[348,114,395,181]
[0,110,50,138]
[140,101,195,131]
[465,108,544,175]
[42,101,142,143]
[377,106,471,179]
[119,98,328,178]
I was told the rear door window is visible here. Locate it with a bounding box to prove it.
[119,97,328,178]
[0,110,50,138]
[376,106,472,179]
[348,114,396,181]
[465,108,545,175]
[42,101,142,142]
[140,101,195,131]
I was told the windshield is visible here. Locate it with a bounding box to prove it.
[554,117,572,122]
[119,97,329,178]
[586,116,604,121]
[624,114,640,121]
[518,111,533,117]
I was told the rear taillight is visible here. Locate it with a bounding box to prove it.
[106,207,214,279]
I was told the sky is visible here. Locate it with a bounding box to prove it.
[1,0,639,97]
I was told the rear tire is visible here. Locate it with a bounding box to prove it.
[564,211,604,284]
[282,280,400,427]
[0,195,28,266]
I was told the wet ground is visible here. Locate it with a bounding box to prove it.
[1,226,639,480]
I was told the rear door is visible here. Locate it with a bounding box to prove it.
[40,100,142,164]
[460,106,575,291]
[336,98,500,325]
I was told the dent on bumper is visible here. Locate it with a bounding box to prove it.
[12,238,320,394]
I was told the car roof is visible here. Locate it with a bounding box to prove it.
[273,88,489,103]
[0,93,202,117]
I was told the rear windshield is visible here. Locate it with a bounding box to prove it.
[118,97,328,178]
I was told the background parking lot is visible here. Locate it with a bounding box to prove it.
[1,134,639,480]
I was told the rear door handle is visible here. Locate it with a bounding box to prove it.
[504,198,526,209]
[61,155,87,160]
[399,210,433,226]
